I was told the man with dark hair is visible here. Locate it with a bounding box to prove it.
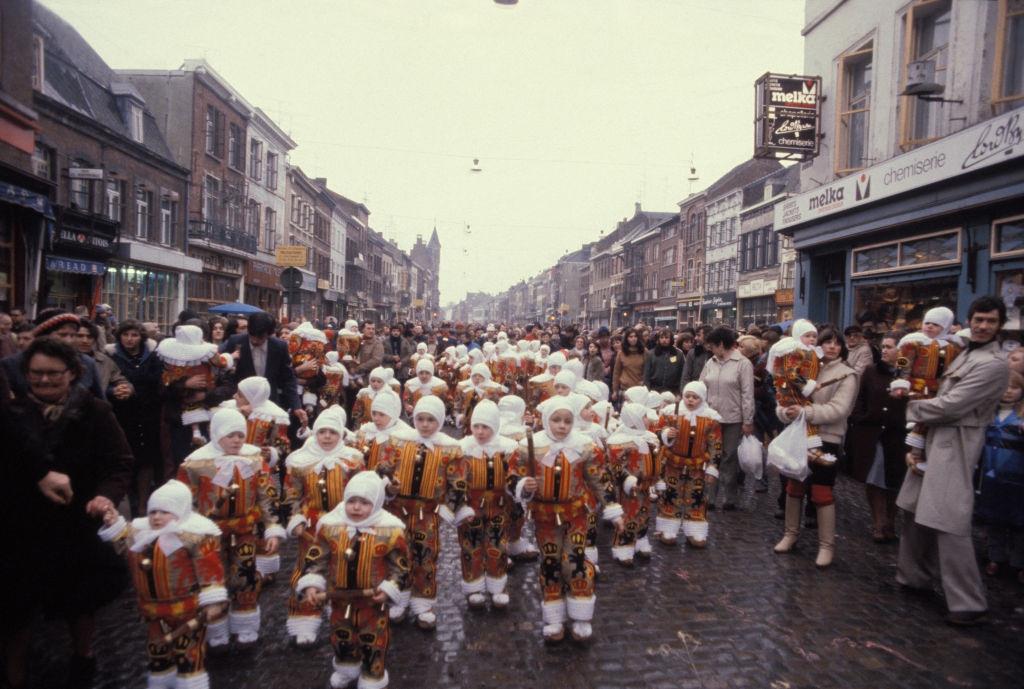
[896,296,1008,626]
[220,311,304,424]
[436,321,457,352]
[681,325,713,385]
[353,321,384,385]
[384,322,416,378]
[643,328,685,392]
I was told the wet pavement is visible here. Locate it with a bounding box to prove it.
[23,474,1024,689]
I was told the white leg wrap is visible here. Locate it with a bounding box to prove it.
[330,659,362,689]
[657,516,681,538]
[409,596,435,616]
[542,598,567,626]
[635,536,652,554]
[388,590,410,621]
[611,544,635,562]
[147,670,176,689]
[357,671,389,689]
[683,520,709,540]
[906,432,926,450]
[584,546,599,565]
[460,577,486,596]
[255,554,280,576]
[286,614,322,641]
[566,595,595,622]
[484,575,507,595]
[507,538,529,556]
[174,672,210,689]
[205,617,229,647]
[229,607,261,641]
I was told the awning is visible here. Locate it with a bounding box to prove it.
[0,181,54,219]
[45,255,106,276]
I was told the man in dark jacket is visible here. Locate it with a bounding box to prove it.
[681,325,713,385]
[643,329,685,392]
[219,311,304,424]
[384,322,416,379]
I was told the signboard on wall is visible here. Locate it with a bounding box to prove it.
[776,104,1024,231]
[275,245,308,267]
[754,72,821,160]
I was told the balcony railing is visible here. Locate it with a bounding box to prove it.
[188,220,257,254]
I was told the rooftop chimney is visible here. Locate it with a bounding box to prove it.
[635,202,642,214]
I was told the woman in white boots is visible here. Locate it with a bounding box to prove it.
[773,326,859,568]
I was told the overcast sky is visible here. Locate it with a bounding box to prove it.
[40,0,805,305]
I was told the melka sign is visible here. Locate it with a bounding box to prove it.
[754,73,821,161]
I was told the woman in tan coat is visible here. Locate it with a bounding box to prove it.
[612,328,645,401]
[774,326,859,568]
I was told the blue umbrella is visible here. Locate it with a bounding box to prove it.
[768,319,794,331]
[207,302,266,315]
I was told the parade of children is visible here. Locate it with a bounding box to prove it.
[4,301,1021,689]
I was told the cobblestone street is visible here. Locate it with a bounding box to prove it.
[21,474,1022,689]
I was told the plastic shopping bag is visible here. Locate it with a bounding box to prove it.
[738,434,763,480]
[767,411,810,481]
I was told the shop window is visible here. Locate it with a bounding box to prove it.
[991,214,1024,257]
[836,40,873,175]
[992,0,1024,108]
[853,277,957,331]
[103,264,179,332]
[899,0,952,150]
[997,271,1024,330]
[851,229,960,276]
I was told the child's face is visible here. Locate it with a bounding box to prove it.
[799,331,817,347]
[683,391,702,411]
[371,410,392,430]
[370,378,384,391]
[1002,383,1023,405]
[148,509,174,530]
[233,391,251,415]
[554,383,571,396]
[218,431,245,455]
[415,413,440,436]
[471,423,494,445]
[317,428,341,451]
[581,404,597,423]
[345,496,373,522]
[548,364,561,376]
[418,370,432,384]
[921,321,944,338]
[471,373,484,386]
[548,410,573,440]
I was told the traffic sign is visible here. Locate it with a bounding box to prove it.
[280,267,303,289]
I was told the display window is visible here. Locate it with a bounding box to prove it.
[852,276,958,331]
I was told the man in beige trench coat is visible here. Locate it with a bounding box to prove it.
[896,296,1009,626]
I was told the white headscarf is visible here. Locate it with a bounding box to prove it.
[498,395,527,437]
[547,351,566,372]
[924,306,955,340]
[680,381,724,423]
[537,397,589,467]
[553,370,576,391]
[460,399,516,458]
[316,471,404,537]
[129,479,220,554]
[416,358,435,375]
[608,402,658,453]
[360,392,411,444]
[237,376,289,424]
[624,385,649,405]
[393,396,456,448]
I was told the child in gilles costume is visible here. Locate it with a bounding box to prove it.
[355,391,412,472]
[402,358,449,420]
[283,406,365,646]
[378,396,469,630]
[456,400,518,609]
[507,398,623,643]
[177,408,286,646]
[352,367,401,429]
[604,403,661,564]
[498,395,541,562]
[656,382,723,548]
[99,480,226,689]
[156,324,233,447]
[297,468,410,689]
[230,376,291,581]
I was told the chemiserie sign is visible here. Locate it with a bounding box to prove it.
[775,104,1024,231]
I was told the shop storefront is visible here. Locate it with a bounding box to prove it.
[43,207,117,311]
[777,105,1024,333]
[653,306,677,328]
[0,180,53,315]
[676,298,700,328]
[774,288,794,323]
[244,260,283,319]
[282,268,317,322]
[322,288,343,322]
[737,277,779,328]
[187,247,244,314]
[700,291,736,327]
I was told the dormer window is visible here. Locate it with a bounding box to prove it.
[128,103,144,143]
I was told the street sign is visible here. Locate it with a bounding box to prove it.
[280,267,303,289]
[68,167,104,180]
[275,245,308,267]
